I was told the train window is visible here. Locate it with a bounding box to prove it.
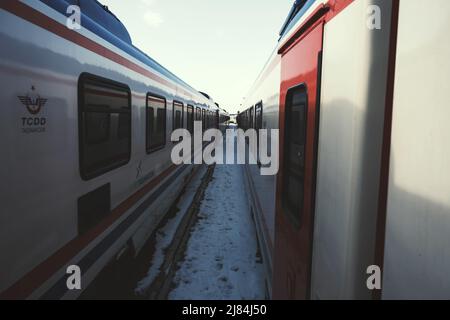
[202,109,206,131]
[79,73,131,181]
[255,103,263,162]
[282,85,308,227]
[244,110,249,130]
[208,111,212,129]
[207,111,211,129]
[255,103,263,131]
[187,105,194,134]
[215,110,220,129]
[173,101,184,130]
[249,106,254,129]
[210,111,213,128]
[208,111,211,129]
[195,107,201,121]
[146,94,167,153]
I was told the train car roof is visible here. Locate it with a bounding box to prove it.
[279,0,317,41]
[39,0,207,101]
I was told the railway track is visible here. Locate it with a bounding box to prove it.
[80,165,216,300]
[144,164,216,300]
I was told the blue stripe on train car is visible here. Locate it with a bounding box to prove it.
[40,165,188,300]
[38,0,198,94]
[279,0,317,41]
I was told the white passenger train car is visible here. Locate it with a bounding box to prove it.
[0,0,223,299]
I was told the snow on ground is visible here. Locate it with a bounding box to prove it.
[169,164,266,300]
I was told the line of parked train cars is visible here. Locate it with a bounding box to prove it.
[238,0,450,299]
[0,0,228,299]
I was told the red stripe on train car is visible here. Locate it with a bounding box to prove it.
[278,0,354,54]
[0,1,193,98]
[0,164,178,300]
[255,0,354,92]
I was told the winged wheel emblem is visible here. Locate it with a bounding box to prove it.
[18,94,47,115]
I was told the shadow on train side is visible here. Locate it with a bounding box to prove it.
[309,96,450,299]
[310,21,450,297]
[308,8,393,299]
[347,8,390,298]
[380,154,450,299]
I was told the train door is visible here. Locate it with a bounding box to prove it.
[273,17,324,299]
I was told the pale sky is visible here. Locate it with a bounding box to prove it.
[99,0,293,113]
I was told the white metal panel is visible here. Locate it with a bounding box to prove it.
[383,0,450,299]
[311,0,392,300]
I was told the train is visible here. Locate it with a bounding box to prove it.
[0,0,228,299]
[238,0,450,299]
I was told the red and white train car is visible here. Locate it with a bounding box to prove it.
[239,0,450,299]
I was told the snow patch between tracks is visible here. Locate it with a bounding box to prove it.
[169,165,266,300]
